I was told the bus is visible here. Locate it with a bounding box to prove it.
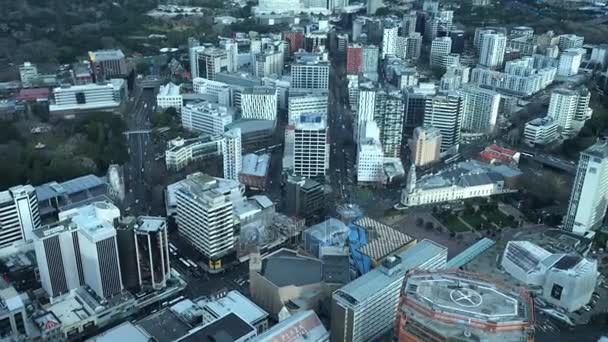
[178,258,190,268]
[169,243,178,251]
[444,153,461,164]
[187,259,199,269]
[168,296,185,305]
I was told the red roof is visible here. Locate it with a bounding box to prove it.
[16,88,49,101]
[486,144,516,157]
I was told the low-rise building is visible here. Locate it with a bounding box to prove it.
[523,117,559,146]
[181,102,234,136]
[199,290,269,333]
[255,310,329,341]
[50,79,126,113]
[239,153,270,191]
[479,144,520,166]
[165,135,223,171]
[157,82,183,112]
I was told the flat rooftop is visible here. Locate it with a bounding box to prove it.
[177,313,255,342]
[353,217,415,261]
[137,309,191,342]
[201,290,268,325]
[240,154,270,177]
[89,49,125,61]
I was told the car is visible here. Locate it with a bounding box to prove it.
[583,305,591,311]
[592,292,600,298]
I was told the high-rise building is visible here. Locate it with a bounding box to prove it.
[404,33,422,61]
[430,37,452,69]
[558,48,584,77]
[374,88,404,158]
[423,93,463,154]
[395,269,534,342]
[157,82,183,112]
[348,75,360,111]
[290,114,329,177]
[134,217,170,290]
[240,87,277,121]
[223,128,243,181]
[288,92,329,123]
[88,49,127,81]
[558,34,584,52]
[19,62,38,88]
[283,29,306,56]
[547,88,592,136]
[290,51,330,91]
[331,240,447,342]
[352,18,365,43]
[254,50,283,78]
[461,85,501,133]
[0,185,41,246]
[357,121,385,183]
[36,202,123,299]
[356,82,377,141]
[404,83,437,136]
[285,175,324,217]
[181,102,234,136]
[367,0,383,15]
[361,45,379,76]
[564,140,608,235]
[193,48,228,80]
[346,44,363,75]
[401,13,417,37]
[410,126,442,167]
[175,174,236,268]
[479,32,507,68]
[523,117,559,146]
[424,10,453,41]
[449,30,465,53]
[223,39,239,73]
[381,24,399,58]
[49,79,127,112]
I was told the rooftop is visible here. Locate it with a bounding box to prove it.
[36,174,107,202]
[240,154,270,177]
[255,310,329,342]
[137,309,191,342]
[200,290,268,325]
[415,160,521,190]
[136,216,166,233]
[243,86,275,95]
[88,322,150,342]
[583,139,608,159]
[158,82,181,97]
[261,249,323,287]
[89,49,125,61]
[226,119,276,134]
[353,217,415,261]
[177,313,255,342]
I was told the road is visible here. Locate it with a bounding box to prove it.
[123,85,162,215]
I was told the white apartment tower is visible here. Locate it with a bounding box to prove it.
[461,85,501,133]
[0,185,41,246]
[240,87,278,121]
[357,121,385,184]
[423,93,463,154]
[430,37,452,69]
[223,39,239,73]
[558,48,584,77]
[564,140,608,236]
[479,32,507,69]
[558,34,584,51]
[548,88,580,136]
[356,82,377,141]
[222,128,243,181]
[175,174,236,261]
[382,25,399,58]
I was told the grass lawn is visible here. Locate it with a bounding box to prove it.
[433,214,470,233]
[461,212,487,230]
[462,208,516,229]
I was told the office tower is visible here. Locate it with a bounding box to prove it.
[254,50,283,78]
[474,27,507,49]
[19,62,38,88]
[332,240,447,342]
[429,37,452,69]
[404,83,437,136]
[33,221,84,298]
[283,29,306,56]
[395,270,534,342]
[558,34,584,51]
[134,217,170,290]
[195,48,227,80]
[0,185,41,246]
[590,45,608,67]
[547,88,580,136]
[381,24,399,58]
[449,30,465,53]
[305,31,328,52]
[285,175,324,217]
[479,32,507,68]
[288,92,328,123]
[410,126,442,167]
[88,49,127,81]
[49,79,127,113]
[404,33,422,60]
[440,64,470,91]
[361,45,379,76]
[424,93,463,154]
[240,87,277,121]
[356,82,377,140]
[347,75,359,111]
[290,114,329,177]
[374,88,404,158]
[424,10,453,41]
[367,0,382,15]
[223,128,242,181]
[352,18,365,43]
[357,121,385,183]
[558,48,584,77]
[223,39,238,73]
[290,52,330,91]
[401,13,417,37]
[175,174,236,267]
[347,44,362,75]
[461,85,501,133]
[181,102,233,136]
[564,140,608,235]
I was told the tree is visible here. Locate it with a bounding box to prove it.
[415,217,424,227]
[424,221,434,231]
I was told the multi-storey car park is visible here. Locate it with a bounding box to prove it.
[395,269,535,342]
